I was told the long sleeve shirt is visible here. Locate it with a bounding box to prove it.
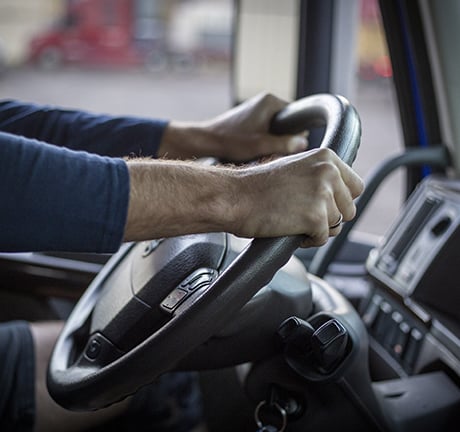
[0,100,168,253]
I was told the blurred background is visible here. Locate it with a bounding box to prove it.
[0,0,232,74]
[0,0,402,237]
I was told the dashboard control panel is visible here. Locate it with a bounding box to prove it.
[363,176,460,377]
[367,176,460,324]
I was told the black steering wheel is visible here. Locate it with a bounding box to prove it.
[47,93,361,411]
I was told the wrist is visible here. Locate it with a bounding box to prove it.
[189,164,245,234]
[158,121,224,160]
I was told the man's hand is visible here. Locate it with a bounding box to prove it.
[124,148,363,248]
[232,148,364,247]
[157,93,308,161]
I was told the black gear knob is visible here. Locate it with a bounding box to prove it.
[311,319,348,372]
[278,315,350,380]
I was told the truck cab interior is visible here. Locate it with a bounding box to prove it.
[1,0,460,431]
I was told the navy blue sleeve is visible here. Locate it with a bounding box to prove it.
[0,131,129,253]
[0,100,168,158]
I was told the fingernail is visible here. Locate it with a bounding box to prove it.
[288,136,308,153]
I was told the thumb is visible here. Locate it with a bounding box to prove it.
[264,133,309,156]
[219,131,309,162]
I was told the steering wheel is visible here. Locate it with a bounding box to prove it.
[47,93,361,411]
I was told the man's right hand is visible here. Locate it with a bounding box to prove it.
[124,147,363,248]
[232,147,364,247]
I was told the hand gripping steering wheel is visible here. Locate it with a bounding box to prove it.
[47,94,361,410]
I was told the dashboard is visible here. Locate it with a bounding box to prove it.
[362,176,460,380]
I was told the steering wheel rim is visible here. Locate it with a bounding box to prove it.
[47,93,361,410]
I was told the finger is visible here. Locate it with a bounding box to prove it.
[301,211,343,248]
[251,92,290,116]
[300,229,329,248]
[326,197,344,236]
[288,147,363,199]
[262,132,309,156]
[300,162,349,247]
[332,177,357,222]
[329,223,343,236]
[310,149,362,221]
[329,214,343,234]
[328,211,343,229]
[287,132,309,153]
[301,205,330,248]
[225,132,308,161]
[328,152,364,199]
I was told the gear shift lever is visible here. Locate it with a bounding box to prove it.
[277,315,349,380]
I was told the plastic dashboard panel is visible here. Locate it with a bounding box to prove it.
[363,175,460,377]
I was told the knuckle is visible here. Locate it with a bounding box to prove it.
[313,231,329,247]
[309,159,340,184]
[260,91,274,101]
[311,176,335,202]
[315,147,335,161]
[343,203,357,221]
[258,92,286,111]
[306,207,327,227]
[354,177,365,196]
[255,91,275,106]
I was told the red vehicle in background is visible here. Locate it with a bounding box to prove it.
[28,0,166,69]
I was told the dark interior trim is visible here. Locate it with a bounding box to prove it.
[296,0,334,98]
[379,0,445,196]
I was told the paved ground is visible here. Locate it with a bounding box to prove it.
[0,66,403,237]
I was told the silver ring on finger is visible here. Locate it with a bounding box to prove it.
[329,214,343,229]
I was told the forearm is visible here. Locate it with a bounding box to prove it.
[124,159,241,241]
[0,132,128,253]
[0,100,167,157]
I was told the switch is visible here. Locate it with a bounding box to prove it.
[383,310,403,349]
[362,295,382,327]
[403,328,423,371]
[161,288,188,310]
[390,320,410,359]
[372,301,392,342]
[85,338,101,360]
